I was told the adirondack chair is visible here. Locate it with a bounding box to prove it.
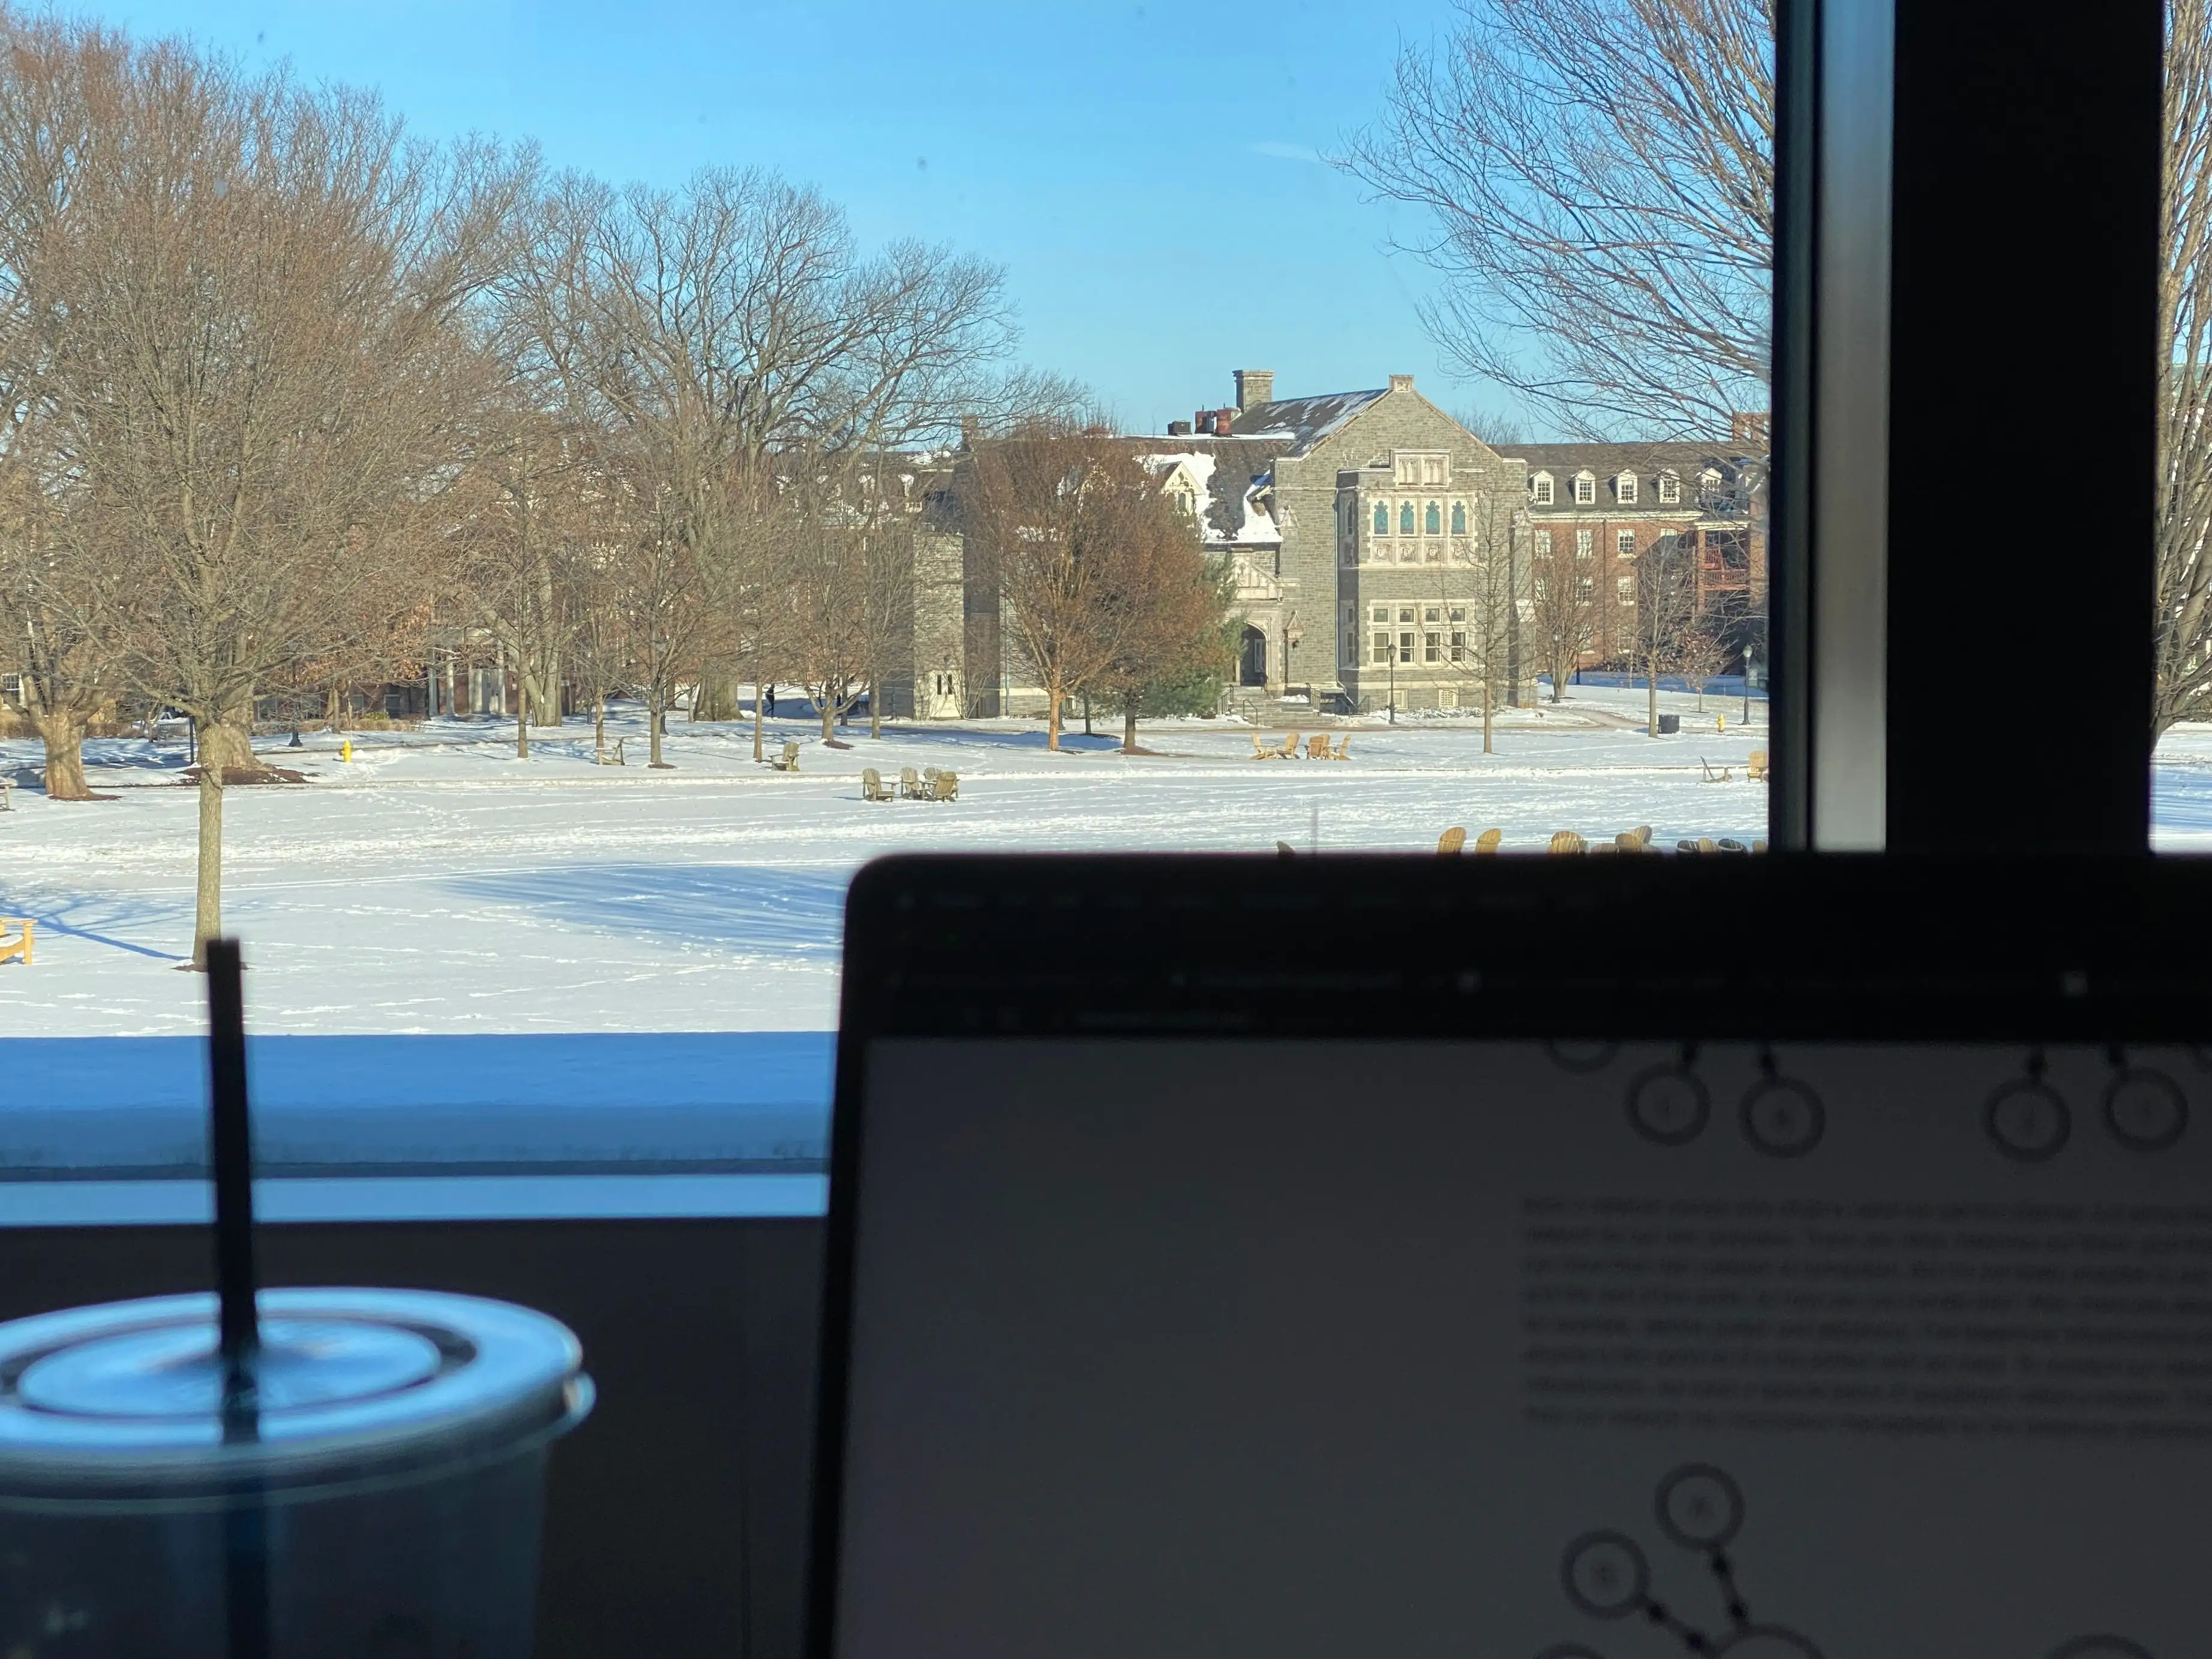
[1752,839,1770,854]
[596,737,626,766]
[1307,734,1331,759]
[1473,828,1502,854]
[1329,734,1352,760]
[1716,838,1749,854]
[1630,824,1654,848]
[1676,839,1704,854]
[0,917,31,967]
[1746,749,1770,781]
[1437,826,1467,854]
[899,766,925,799]
[1276,840,1298,857]
[861,768,895,802]
[931,770,959,801]
[1697,836,1720,854]
[1251,734,1273,759]
[1279,731,1304,759]
[770,741,800,772]
[0,777,11,811]
[1699,757,1733,783]
[1547,830,1587,855]
[1614,831,1646,853]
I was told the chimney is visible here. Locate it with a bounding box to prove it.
[1234,369,1275,412]
[1388,374,1416,394]
[1215,406,1238,434]
[1167,419,1193,437]
[959,415,979,449]
[1195,410,1215,435]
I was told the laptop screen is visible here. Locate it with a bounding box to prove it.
[815,857,2212,1659]
[830,1036,2198,1658]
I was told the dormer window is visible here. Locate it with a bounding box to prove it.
[1573,472,1597,505]
[1616,473,1638,505]
[1532,472,1554,506]
[1656,471,1682,505]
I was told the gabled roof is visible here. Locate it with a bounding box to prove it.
[1227,389,1388,452]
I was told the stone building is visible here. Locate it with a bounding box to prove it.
[908,370,1533,718]
[893,374,1768,719]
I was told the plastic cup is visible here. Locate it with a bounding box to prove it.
[0,1288,593,1658]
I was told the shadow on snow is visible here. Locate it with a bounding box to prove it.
[442,863,850,956]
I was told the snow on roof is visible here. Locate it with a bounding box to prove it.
[1228,388,1388,453]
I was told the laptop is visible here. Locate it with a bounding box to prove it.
[811,854,2211,1659]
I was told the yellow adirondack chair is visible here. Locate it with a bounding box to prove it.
[1474,828,1502,854]
[1307,734,1331,759]
[0,917,32,967]
[1547,830,1587,855]
[1329,734,1351,760]
[1251,734,1272,759]
[1746,749,1770,781]
[1437,826,1467,854]
[861,768,894,802]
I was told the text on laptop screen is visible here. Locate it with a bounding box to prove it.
[831,1038,2204,1659]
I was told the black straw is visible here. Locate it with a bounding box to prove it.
[205,937,269,1659]
[205,937,260,1412]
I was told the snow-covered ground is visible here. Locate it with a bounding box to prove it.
[2,686,2192,1039]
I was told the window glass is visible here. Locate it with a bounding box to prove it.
[0,0,1775,1163]
[2157,3,2212,844]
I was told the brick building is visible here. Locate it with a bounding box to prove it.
[1513,441,1767,674]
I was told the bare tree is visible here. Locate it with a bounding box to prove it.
[962,430,1171,751]
[2159,0,2212,732]
[1528,528,1599,704]
[1631,534,1700,736]
[1088,518,1229,754]
[1344,0,1772,440]
[31,29,524,962]
[1429,489,1526,752]
[1677,619,1725,712]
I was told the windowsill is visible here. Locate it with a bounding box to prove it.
[0,1031,835,1223]
[0,1173,829,1226]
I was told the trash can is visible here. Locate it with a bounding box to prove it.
[1656,713,1680,734]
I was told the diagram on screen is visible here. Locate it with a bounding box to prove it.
[1536,1464,1823,1659]
[1535,1466,2155,1659]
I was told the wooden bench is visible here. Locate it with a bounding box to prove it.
[0,917,32,967]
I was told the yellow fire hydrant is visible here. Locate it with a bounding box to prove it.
[340,739,353,763]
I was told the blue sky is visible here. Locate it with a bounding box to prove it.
[86,1,1481,435]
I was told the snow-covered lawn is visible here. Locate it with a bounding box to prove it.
[17,686,2196,1039]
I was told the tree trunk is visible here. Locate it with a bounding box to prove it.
[752,684,765,763]
[1082,694,1093,737]
[695,673,739,722]
[869,676,882,740]
[199,718,256,777]
[594,697,607,762]
[820,694,835,742]
[1482,669,1494,755]
[517,690,530,760]
[1123,700,1140,752]
[527,664,563,730]
[1046,688,1063,751]
[31,710,92,801]
[325,687,341,730]
[193,762,223,970]
[1647,658,1659,737]
[1549,662,1564,703]
[649,691,668,767]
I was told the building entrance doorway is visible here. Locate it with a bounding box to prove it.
[1239,625,1268,688]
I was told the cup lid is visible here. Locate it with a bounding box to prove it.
[0,1288,589,1498]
